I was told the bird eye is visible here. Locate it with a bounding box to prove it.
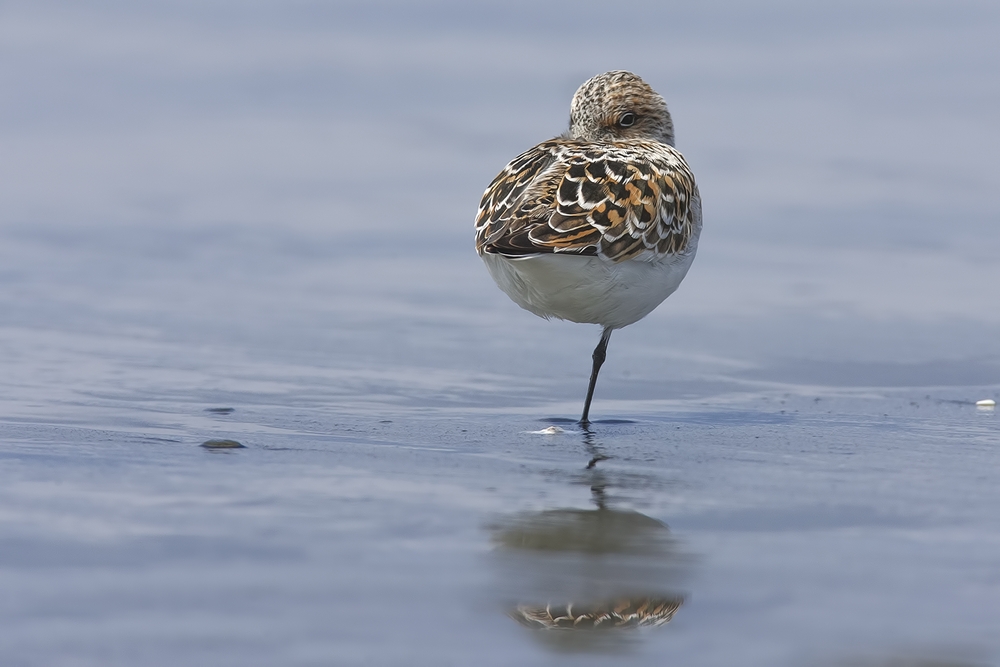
[618,112,636,127]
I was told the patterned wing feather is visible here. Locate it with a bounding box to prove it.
[475,144,560,255]
[476,140,700,262]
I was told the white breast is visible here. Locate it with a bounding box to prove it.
[481,247,698,330]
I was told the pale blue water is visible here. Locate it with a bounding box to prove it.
[1,1,999,665]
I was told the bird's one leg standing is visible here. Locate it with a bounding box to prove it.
[580,327,613,425]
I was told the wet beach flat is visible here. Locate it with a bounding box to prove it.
[1,1,999,665]
[1,367,997,665]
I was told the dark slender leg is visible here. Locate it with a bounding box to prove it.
[580,327,613,425]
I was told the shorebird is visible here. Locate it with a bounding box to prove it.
[475,71,702,424]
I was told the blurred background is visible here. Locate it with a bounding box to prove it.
[3,0,999,391]
[0,1,998,665]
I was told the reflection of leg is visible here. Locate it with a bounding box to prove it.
[582,422,610,471]
[590,482,608,510]
[580,327,613,425]
[586,454,609,469]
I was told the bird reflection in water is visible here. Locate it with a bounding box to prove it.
[487,428,687,648]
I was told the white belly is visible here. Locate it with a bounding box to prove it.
[481,249,697,330]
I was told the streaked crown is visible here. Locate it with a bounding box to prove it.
[568,71,675,146]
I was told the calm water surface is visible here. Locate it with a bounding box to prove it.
[1,1,999,665]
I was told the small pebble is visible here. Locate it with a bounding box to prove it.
[975,399,996,409]
[200,439,245,449]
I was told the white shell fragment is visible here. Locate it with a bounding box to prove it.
[975,399,996,409]
[530,426,567,435]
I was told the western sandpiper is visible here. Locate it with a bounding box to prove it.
[476,71,702,424]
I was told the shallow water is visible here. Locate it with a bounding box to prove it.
[1,1,999,665]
